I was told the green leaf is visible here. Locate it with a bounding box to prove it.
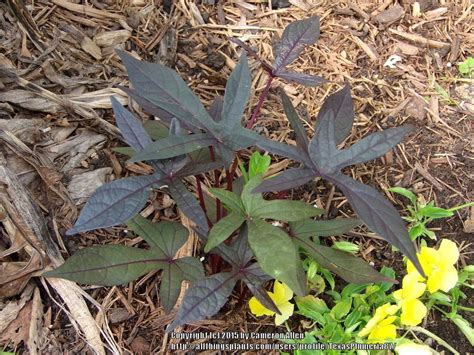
[295,238,396,284]
[204,212,246,252]
[44,245,163,285]
[296,295,329,325]
[344,310,363,328]
[248,151,271,179]
[208,188,244,213]
[331,298,352,320]
[127,215,188,255]
[252,200,324,221]
[241,176,265,214]
[248,220,306,296]
[409,223,425,240]
[458,57,474,76]
[419,205,454,219]
[388,186,417,205]
[290,218,361,238]
[451,314,474,346]
[332,241,359,254]
[377,266,396,292]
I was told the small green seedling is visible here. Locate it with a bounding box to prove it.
[389,187,474,240]
[458,57,474,77]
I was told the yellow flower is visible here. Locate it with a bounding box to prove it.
[396,341,434,355]
[407,239,459,293]
[248,280,294,325]
[393,273,427,326]
[358,304,399,342]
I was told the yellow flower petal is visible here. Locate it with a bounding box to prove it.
[428,266,458,293]
[274,301,294,325]
[273,280,293,303]
[438,239,459,265]
[397,273,426,300]
[400,299,427,326]
[358,304,399,337]
[368,324,397,342]
[249,296,274,317]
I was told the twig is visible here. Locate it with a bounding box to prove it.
[410,326,459,355]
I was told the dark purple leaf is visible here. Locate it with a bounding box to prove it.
[277,71,327,87]
[161,257,204,313]
[111,97,152,151]
[334,125,414,169]
[167,180,209,235]
[272,16,320,74]
[128,133,217,163]
[67,174,163,235]
[327,172,422,275]
[117,50,214,132]
[118,86,176,125]
[167,272,239,331]
[221,53,251,128]
[127,215,188,256]
[280,91,309,150]
[257,137,310,164]
[294,237,397,284]
[290,218,361,238]
[44,245,164,285]
[209,96,223,122]
[253,168,315,193]
[241,263,280,314]
[175,161,222,178]
[316,84,354,145]
[309,108,339,174]
[169,117,182,136]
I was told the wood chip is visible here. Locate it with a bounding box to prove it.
[94,30,131,47]
[395,41,420,56]
[67,167,112,202]
[374,4,405,24]
[352,36,379,61]
[389,29,450,49]
[51,0,124,20]
[414,162,443,191]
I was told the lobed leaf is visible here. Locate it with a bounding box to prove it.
[328,172,422,275]
[161,257,204,313]
[280,91,309,150]
[117,50,214,132]
[67,174,162,235]
[253,168,315,193]
[334,125,414,169]
[127,215,188,257]
[272,16,320,74]
[167,180,210,235]
[290,218,361,238]
[316,84,354,145]
[111,97,152,151]
[129,133,216,163]
[221,53,251,128]
[277,71,327,87]
[252,200,324,221]
[167,272,239,331]
[248,220,306,296]
[44,245,163,285]
[208,96,223,122]
[294,238,396,284]
[204,212,246,252]
[208,188,244,213]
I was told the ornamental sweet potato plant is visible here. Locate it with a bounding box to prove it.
[44,16,424,331]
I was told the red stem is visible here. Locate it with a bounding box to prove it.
[246,74,274,129]
[196,175,212,228]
